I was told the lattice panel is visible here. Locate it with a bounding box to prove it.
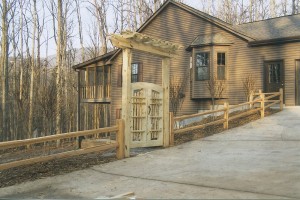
[131,89,146,142]
[149,90,162,141]
[130,83,164,148]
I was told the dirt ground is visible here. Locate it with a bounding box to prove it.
[0,108,278,188]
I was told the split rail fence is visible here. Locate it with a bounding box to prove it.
[169,89,283,145]
[0,119,125,171]
[0,89,284,170]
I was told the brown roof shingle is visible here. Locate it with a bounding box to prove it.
[234,14,300,41]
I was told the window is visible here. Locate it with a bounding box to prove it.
[217,52,226,80]
[131,63,139,83]
[269,63,281,83]
[195,52,210,80]
[117,63,143,87]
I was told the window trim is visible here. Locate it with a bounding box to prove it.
[195,51,210,81]
[131,63,139,83]
[217,52,226,80]
[117,62,143,87]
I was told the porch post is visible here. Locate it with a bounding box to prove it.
[162,57,170,147]
[121,48,132,157]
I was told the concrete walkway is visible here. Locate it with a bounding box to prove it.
[1,107,300,199]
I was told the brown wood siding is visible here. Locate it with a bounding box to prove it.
[110,55,123,125]
[253,42,300,106]
[108,3,300,125]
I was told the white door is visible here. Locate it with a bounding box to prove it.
[130,83,163,148]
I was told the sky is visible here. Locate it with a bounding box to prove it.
[43,0,203,57]
[40,0,291,58]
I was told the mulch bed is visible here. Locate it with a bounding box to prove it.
[174,108,278,145]
[0,108,279,188]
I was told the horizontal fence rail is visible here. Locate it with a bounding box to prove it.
[170,88,283,145]
[0,120,125,171]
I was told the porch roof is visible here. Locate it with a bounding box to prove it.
[72,49,117,70]
[187,33,233,50]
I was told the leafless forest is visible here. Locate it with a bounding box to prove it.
[0,0,299,142]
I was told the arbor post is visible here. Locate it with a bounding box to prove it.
[121,48,132,158]
[162,58,170,147]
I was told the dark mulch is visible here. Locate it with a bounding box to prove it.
[0,108,279,188]
[0,150,117,188]
[174,108,279,145]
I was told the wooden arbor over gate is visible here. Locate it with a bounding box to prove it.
[110,31,182,157]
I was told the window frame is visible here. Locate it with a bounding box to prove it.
[217,52,226,80]
[195,52,210,81]
[117,62,143,87]
[131,63,139,83]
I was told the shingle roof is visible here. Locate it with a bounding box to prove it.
[72,49,117,70]
[73,1,300,70]
[187,33,233,51]
[234,14,300,41]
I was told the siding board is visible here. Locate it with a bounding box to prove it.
[107,3,300,124]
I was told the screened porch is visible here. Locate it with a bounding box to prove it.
[79,65,111,102]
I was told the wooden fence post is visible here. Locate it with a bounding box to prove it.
[169,112,174,146]
[249,92,253,109]
[260,92,265,118]
[223,102,229,129]
[116,119,125,159]
[279,88,283,111]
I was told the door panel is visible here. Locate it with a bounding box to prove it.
[296,60,300,105]
[130,82,163,148]
[264,61,284,93]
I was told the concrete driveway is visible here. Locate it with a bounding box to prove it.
[1,107,300,199]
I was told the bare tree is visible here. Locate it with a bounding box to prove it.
[55,0,63,136]
[207,74,226,110]
[86,21,101,59]
[1,0,16,141]
[75,0,85,62]
[28,0,37,138]
[242,74,256,101]
[292,0,299,14]
[87,0,109,55]
[170,75,187,116]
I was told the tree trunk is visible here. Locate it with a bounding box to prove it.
[56,0,63,138]
[1,0,10,141]
[75,0,85,62]
[28,0,37,139]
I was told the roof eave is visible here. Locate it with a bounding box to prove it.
[186,43,233,51]
[72,50,117,70]
[248,36,300,46]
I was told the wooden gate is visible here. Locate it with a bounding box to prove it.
[110,31,183,157]
[130,82,163,148]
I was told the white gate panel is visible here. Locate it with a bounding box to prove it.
[130,83,163,148]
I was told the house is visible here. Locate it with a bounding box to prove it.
[73,0,300,131]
